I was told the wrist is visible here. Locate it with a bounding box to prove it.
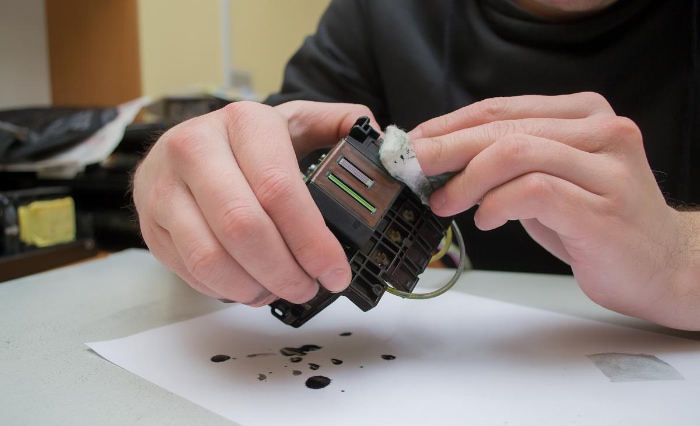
[650,209,700,330]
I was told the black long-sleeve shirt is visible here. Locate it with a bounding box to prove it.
[266,0,699,274]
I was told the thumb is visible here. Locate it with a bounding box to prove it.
[274,100,379,157]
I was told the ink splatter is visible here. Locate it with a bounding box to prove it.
[301,344,322,352]
[280,347,304,356]
[207,335,400,393]
[305,375,331,389]
[280,345,322,357]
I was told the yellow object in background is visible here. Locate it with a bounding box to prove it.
[18,197,76,248]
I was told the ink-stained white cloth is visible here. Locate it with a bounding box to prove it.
[379,125,453,204]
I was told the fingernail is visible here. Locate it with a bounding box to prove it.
[317,268,351,292]
[431,191,446,211]
[407,128,422,139]
[218,298,236,304]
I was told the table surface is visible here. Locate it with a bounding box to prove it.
[2,249,699,425]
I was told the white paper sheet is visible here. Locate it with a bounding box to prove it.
[88,288,700,426]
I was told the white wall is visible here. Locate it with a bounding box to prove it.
[229,0,331,98]
[0,0,52,109]
[137,0,331,100]
[0,0,331,108]
[137,0,224,100]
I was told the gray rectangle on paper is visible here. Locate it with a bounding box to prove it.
[587,353,684,382]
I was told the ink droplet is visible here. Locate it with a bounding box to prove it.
[210,355,231,363]
[339,332,352,337]
[257,374,267,381]
[300,344,322,352]
[292,370,302,376]
[381,354,396,360]
[305,375,331,389]
[280,347,305,356]
[290,356,303,363]
[331,359,343,365]
[280,344,322,357]
[247,353,276,358]
[309,363,320,371]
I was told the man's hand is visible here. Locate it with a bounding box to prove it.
[133,101,375,306]
[409,92,700,330]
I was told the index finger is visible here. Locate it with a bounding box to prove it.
[408,92,615,139]
[223,103,354,294]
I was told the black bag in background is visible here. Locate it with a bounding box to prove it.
[0,107,118,163]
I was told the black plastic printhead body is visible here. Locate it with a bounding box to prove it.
[269,117,452,327]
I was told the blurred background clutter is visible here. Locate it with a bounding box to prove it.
[0,0,331,280]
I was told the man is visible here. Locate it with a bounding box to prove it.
[132,0,700,330]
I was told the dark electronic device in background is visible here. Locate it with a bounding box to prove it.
[1,95,231,252]
[270,117,452,327]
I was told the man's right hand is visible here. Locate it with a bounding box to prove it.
[133,101,376,306]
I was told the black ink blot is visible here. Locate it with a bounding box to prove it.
[280,344,322,357]
[309,363,320,371]
[339,332,352,337]
[290,356,303,363]
[301,344,321,352]
[305,375,331,389]
[292,370,302,376]
[257,374,267,381]
[381,354,396,360]
[280,347,304,356]
[210,355,231,363]
[247,353,275,358]
[331,359,343,365]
